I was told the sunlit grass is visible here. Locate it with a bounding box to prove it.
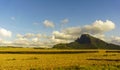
[0,48,119,69]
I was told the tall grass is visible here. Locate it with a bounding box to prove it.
[0,48,119,69]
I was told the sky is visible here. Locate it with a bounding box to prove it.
[0,0,120,47]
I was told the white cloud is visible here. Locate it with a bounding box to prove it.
[51,37,70,44]
[16,34,23,38]
[53,31,75,40]
[62,27,81,37]
[16,33,51,39]
[0,28,12,46]
[35,34,41,38]
[23,33,35,38]
[60,20,115,39]
[8,33,53,47]
[109,36,120,45]
[52,20,116,45]
[61,18,69,24]
[0,28,12,37]
[0,20,118,47]
[43,20,55,28]
[82,20,115,34]
[13,37,29,46]
[0,40,12,46]
[92,34,105,41]
[32,37,39,42]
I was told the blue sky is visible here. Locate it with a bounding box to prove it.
[0,0,120,47]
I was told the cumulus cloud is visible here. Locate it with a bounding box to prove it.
[0,20,117,47]
[23,33,35,38]
[9,33,53,47]
[52,20,115,44]
[51,37,70,44]
[12,36,39,47]
[0,40,12,46]
[0,28,12,37]
[92,34,105,41]
[52,27,81,44]
[13,37,29,46]
[109,36,120,45]
[43,20,55,28]
[62,27,81,37]
[82,20,115,34]
[53,31,75,40]
[60,20,115,38]
[36,34,41,38]
[0,28,12,46]
[16,33,50,39]
[32,37,39,42]
[16,34,23,38]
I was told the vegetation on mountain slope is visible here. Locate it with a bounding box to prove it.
[53,34,120,49]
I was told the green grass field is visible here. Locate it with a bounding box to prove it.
[0,47,120,70]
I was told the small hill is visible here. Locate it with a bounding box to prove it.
[53,34,120,49]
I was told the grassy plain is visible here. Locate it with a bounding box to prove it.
[0,47,120,70]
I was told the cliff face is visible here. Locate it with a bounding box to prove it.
[53,34,120,49]
[75,34,91,44]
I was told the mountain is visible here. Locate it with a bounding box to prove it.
[53,34,120,49]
